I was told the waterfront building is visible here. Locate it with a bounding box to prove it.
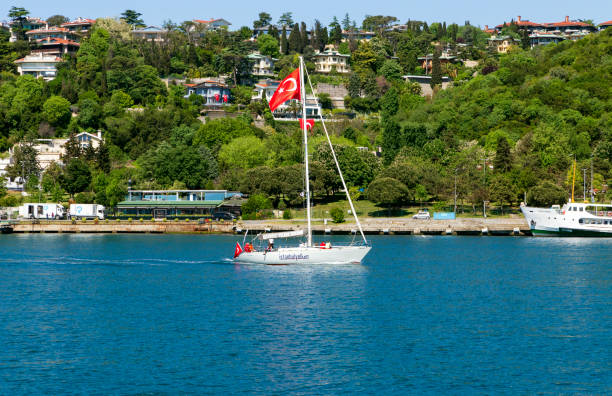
[184,80,231,107]
[248,53,276,77]
[130,26,168,42]
[313,49,350,74]
[14,53,63,80]
[117,190,243,218]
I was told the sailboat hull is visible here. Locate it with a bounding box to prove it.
[235,245,371,265]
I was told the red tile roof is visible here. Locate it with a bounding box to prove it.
[496,16,543,28]
[599,20,612,26]
[36,37,80,46]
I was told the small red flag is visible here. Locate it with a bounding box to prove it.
[234,242,243,258]
[269,67,301,112]
[300,119,315,131]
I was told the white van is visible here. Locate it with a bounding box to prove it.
[19,203,65,219]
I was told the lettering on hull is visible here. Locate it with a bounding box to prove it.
[278,254,310,260]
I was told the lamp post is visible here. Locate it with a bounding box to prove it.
[582,168,587,202]
[453,167,459,213]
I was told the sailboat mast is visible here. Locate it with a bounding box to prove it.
[302,67,368,245]
[299,56,312,247]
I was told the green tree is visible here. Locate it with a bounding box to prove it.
[380,59,403,82]
[277,12,293,26]
[367,177,410,212]
[330,207,345,223]
[280,26,288,55]
[329,17,343,44]
[242,193,272,215]
[494,136,512,173]
[62,158,92,196]
[430,48,442,88]
[5,142,40,183]
[527,181,567,207]
[288,23,301,53]
[62,133,82,163]
[106,177,128,209]
[42,96,72,128]
[8,7,29,41]
[218,136,269,170]
[120,10,144,27]
[47,15,69,27]
[257,34,280,58]
[253,12,272,29]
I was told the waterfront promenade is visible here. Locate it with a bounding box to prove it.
[6,217,530,236]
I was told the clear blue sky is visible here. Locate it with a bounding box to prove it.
[3,0,612,28]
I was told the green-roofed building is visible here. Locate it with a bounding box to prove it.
[116,190,243,219]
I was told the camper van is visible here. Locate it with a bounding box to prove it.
[19,203,65,219]
[69,204,105,220]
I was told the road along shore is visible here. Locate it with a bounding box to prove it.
[5,218,530,236]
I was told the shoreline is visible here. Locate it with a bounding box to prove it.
[2,218,531,236]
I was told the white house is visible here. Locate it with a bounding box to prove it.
[248,53,276,76]
[14,53,63,81]
[313,49,350,74]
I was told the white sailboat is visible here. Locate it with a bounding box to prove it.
[233,57,372,264]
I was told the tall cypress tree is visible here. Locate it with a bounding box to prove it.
[280,27,288,55]
[288,23,301,53]
[300,22,308,52]
[430,48,442,88]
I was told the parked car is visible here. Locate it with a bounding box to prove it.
[213,212,235,221]
[412,210,430,220]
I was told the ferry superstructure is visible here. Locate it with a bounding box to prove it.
[521,202,612,237]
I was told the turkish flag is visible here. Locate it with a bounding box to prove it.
[300,118,314,131]
[269,67,301,112]
[222,94,228,103]
[214,93,220,102]
[234,242,243,258]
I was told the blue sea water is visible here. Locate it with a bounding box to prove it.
[0,234,610,394]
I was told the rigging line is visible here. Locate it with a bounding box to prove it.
[303,67,368,245]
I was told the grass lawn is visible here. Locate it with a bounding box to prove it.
[288,199,520,220]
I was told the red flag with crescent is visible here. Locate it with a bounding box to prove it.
[214,93,220,102]
[234,242,243,258]
[300,119,314,131]
[222,94,228,103]
[269,67,301,112]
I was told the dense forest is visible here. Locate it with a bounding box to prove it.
[0,9,610,215]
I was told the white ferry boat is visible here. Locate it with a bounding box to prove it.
[521,201,612,237]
